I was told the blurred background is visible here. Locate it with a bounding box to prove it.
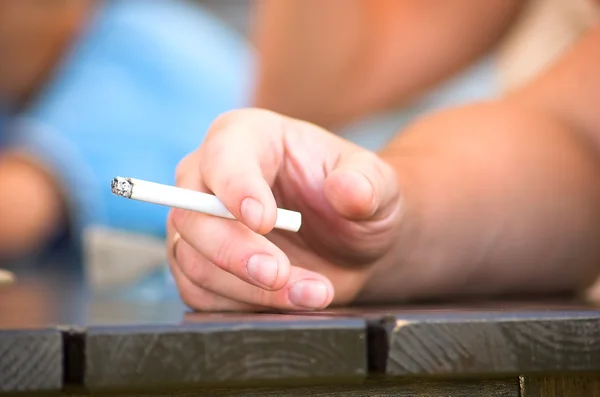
[0,0,598,306]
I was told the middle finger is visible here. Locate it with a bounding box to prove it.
[171,209,292,291]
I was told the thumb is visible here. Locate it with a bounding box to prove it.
[323,151,400,221]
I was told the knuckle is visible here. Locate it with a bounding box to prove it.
[354,150,391,190]
[208,110,245,137]
[178,244,212,289]
[174,153,196,186]
[211,172,246,205]
[186,263,211,290]
[207,108,274,142]
[357,150,381,168]
[174,166,185,186]
[368,151,395,181]
[378,156,396,180]
[212,237,237,272]
[251,287,275,308]
[170,209,187,233]
[210,108,261,128]
[365,152,387,178]
[166,210,176,233]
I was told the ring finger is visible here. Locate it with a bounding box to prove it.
[169,249,265,311]
[175,237,334,310]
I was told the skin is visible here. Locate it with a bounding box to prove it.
[0,1,523,259]
[0,0,94,109]
[0,153,65,258]
[168,25,600,311]
[252,0,524,130]
[0,1,95,259]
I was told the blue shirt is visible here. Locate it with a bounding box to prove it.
[1,0,254,246]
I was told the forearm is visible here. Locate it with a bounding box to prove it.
[358,100,600,302]
[0,152,65,259]
[252,0,523,130]
[251,0,366,128]
[509,25,600,154]
[357,23,600,303]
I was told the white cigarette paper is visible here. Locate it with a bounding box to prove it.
[111,177,302,232]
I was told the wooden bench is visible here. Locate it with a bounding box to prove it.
[1,253,599,396]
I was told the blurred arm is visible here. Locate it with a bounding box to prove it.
[252,0,523,129]
[359,24,600,302]
[0,152,65,258]
[510,24,600,154]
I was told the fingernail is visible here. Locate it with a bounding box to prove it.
[241,197,264,231]
[288,280,329,309]
[247,254,279,287]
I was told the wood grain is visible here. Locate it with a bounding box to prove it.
[0,329,62,392]
[520,374,600,397]
[371,313,600,376]
[78,317,367,390]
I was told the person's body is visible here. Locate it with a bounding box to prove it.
[252,0,600,152]
[167,1,600,311]
[251,0,524,147]
[0,0,253,261]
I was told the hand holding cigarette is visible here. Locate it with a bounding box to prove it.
[159,109,403,312]
[118,102,600,311]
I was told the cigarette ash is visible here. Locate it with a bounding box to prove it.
[111,177,133,198]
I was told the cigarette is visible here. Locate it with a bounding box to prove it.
[110,177,302,232]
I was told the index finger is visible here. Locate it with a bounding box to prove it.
[171,144,293,291]
[198,109,287,234]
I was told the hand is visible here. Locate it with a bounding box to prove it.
[167,108,402,311]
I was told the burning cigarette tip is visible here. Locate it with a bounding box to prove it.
[111,177,133,198]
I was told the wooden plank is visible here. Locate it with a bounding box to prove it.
[76,315,367,390]
[369,310,600,376]
[520,374,600,397]
[0,329,62,392]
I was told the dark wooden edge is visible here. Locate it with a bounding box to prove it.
[62,317,368,391]
[520,373,600,397]
[366,317,395,374]
[375,314,600,377]
[37,377,523,397]
[4,308,600,394]
[0,328,63,393]
[60,326,86,387]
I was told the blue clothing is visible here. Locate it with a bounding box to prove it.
[1,0,254,245]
